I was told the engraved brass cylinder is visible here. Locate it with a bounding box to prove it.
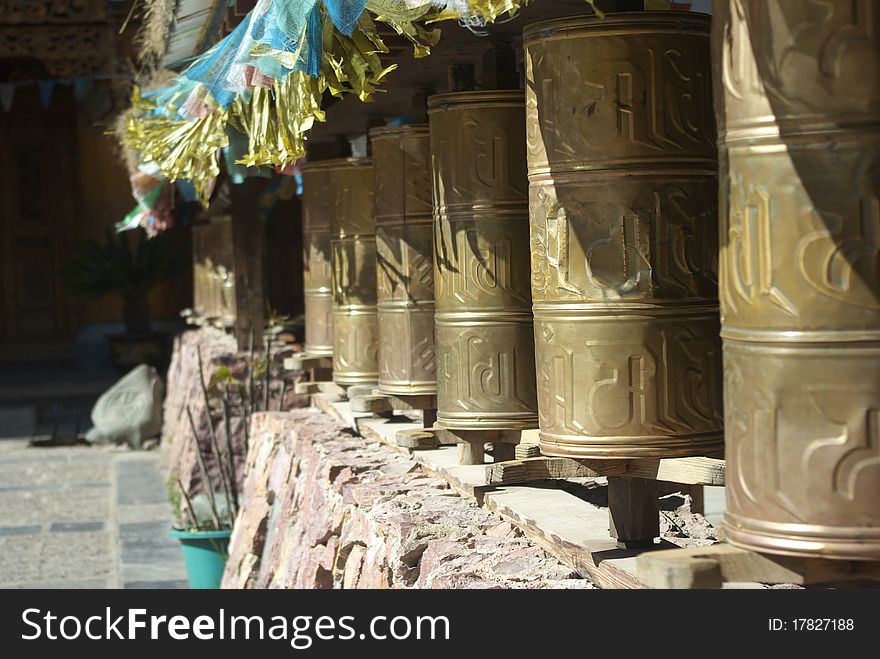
[428,91,538,430]
[714,1,880,560]
[370,125,437,396]
[300,162,334,356]
[327,158,379,386]
[524,13,723,458]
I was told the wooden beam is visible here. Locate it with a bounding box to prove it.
[485,456,726,487]
[637,543,880,589]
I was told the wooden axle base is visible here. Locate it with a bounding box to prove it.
[348,389,438,428]
[483,455,723,548]
[295,381,344,396]
[393,427,541,463]
[283,353,333,372]
[638,543,880,589]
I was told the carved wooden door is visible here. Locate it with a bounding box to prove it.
[0,85,78,358]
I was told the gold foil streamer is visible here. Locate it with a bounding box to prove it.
[122,0,529,203]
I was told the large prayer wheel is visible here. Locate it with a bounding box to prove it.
[428,91,538,430]
[327,158,379,386]
[370,124,437,396]
[524,13,723,458]
[300,162,334,356]
[714,1,880,560]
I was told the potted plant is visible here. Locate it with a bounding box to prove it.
[168,348,242,589]
[169,470,236,590]
[62,228,190,374]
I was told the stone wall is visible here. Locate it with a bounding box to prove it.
[161,328,307,502]
[223,410,592,589]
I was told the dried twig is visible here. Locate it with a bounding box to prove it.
[177,478,199,529]
[247,329,255,417]
[263,334,272,412]
[186,407,222,529]
[221,383,238,513]
[196,347,235,517]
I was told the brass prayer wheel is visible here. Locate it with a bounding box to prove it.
[428,91,538,430]
[714,1,880,560]
[300,162,334,356]
[326,157,379,386]
[370,125,437,396]
[524,13,723,458]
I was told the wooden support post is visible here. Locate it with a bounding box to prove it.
[230,177,265,352]
[515,444,542,459]
[493,442,516,463]
[608,477,659,550]
[458,441,485,465]
[688,485,705,515]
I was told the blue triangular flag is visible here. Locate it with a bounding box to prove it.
[0,84,13,112]
[37,80,55,109]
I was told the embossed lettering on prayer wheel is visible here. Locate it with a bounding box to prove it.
[371,125,437,396]
[524,13,723,458]
[327,158,379,386]
[300,162,334,356]
[714,1,880,560]
[428,91,538,430]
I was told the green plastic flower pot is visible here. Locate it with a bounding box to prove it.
[169,528,232,589]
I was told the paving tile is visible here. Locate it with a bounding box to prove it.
[0,482,110,493]
[124,579,189,590]
[0,525,41,536]
[117,459,168,505]
[3,579,108,589]
[50,521,105,533]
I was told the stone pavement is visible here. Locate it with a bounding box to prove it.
[0,440,187,589]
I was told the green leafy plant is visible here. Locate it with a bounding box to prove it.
[62,228,190,334]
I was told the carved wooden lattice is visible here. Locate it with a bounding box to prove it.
[0,0,107,24]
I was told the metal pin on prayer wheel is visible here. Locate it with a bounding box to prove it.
[428,90,539,433]
[713,1,880,560]
[300,162,335,356]
[326,157,379,387]
[370,124,437,397]
[523,13,723,459]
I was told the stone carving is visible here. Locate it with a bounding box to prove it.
[86,364,163,449]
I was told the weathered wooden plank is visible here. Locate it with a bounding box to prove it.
[626,456,726,486]
[482,484,644,589]
[284,354,332,371]
[295,382,344,396]
[637,543,878,589]
[349,394,394,414]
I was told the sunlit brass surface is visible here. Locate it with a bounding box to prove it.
[326,158,379,386]
[713,1,880,560]
[524,13,723,458]
[428,91,538,430]
[300,162,335,356]
[370,125,437,396]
